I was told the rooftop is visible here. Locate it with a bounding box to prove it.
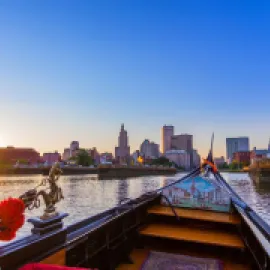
[165,149,187,154]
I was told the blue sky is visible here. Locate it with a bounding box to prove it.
[0,0,270,157]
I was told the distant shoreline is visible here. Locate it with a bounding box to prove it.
[0,166,177,178]
[219,169,247,173]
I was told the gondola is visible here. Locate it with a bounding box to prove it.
[0,138,269,270]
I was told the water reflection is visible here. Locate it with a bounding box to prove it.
[0,172,270,245]
[253,181,270,195]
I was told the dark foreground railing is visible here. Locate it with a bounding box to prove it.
[0,190,160,270]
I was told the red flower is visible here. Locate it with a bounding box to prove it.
[0,198,25,241]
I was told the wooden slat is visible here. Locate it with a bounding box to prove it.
[116,248,250,270]
[40,249,66,266]
[140,223,245,249]
[148,205,241,225]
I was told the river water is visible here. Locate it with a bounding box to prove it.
[0,172,269,245]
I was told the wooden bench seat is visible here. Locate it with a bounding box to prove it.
[148,205,241,225]
[140,223,245,249]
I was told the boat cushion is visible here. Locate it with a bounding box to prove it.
[161,176,232,212]
[19,263,97,270]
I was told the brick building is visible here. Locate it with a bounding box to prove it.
[0,146,40,164]
[233,151,250,164]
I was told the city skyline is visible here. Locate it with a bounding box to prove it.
[1,1,270,158]
[0,122,270,160]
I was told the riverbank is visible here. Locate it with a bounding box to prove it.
[0,165,177,178]
[219,169,245,173]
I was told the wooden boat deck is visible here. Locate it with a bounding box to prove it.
[116,248,251,270]
[148,205,241,224]
[139,223,245,249]
[117,205,250,269]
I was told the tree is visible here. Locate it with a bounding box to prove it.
[75,149,93,166]
[229,161,242,170]
[151,156,171,166]
[17,159,29,165]
[151,156,179,168]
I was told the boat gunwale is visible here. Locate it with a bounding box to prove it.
[66,193,159,246]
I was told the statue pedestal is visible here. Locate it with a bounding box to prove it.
[28,212,68,235]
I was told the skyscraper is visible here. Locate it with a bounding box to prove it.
[161,125,174,153]
[171,134,193,152]
[171,134,193,168]
[226,137,249,162]
[70,141,79,157]
[115,124,130,164]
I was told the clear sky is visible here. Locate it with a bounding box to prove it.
[0,0,270,158]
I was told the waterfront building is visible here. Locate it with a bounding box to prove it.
[151,142,160,158]
[100,152,113,164]
[250,147,270,164]
[42,151,61,165]
[214,156,226,166]
[233,151,251,165]
[226,137,249,163]
[192,149,201,168]
[62,148,71,161]
[131,150,141,165]
[115,124,130,164]
[171,134,193,167]
[140,139,160,159]
[70,141,79,157]
[0,146,40,164]
[87,147,100,165]
[161,125,174,154]
[165,149,190,170]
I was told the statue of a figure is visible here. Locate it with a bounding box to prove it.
[20,162,64,219]
[38,162,64,219]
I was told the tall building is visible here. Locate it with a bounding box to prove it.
[226,137,249,162]
[70,141,79,157]
[171,134,193,167]
[150,142,160,158]
[140,139,160,158]
[115,124,130,164]
[192,149,201,168]
[171,134,193,152]
[62,148,71,161]
[161,125,174,153]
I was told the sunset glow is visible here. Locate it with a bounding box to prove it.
[0,137,6,148]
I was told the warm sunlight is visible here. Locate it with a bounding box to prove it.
[0,136,6,147]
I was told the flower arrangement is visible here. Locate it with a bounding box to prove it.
[0,198,25,241]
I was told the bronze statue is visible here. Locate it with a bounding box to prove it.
[20,162,64,219]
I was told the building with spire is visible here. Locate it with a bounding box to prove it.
[115,124,130,164]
